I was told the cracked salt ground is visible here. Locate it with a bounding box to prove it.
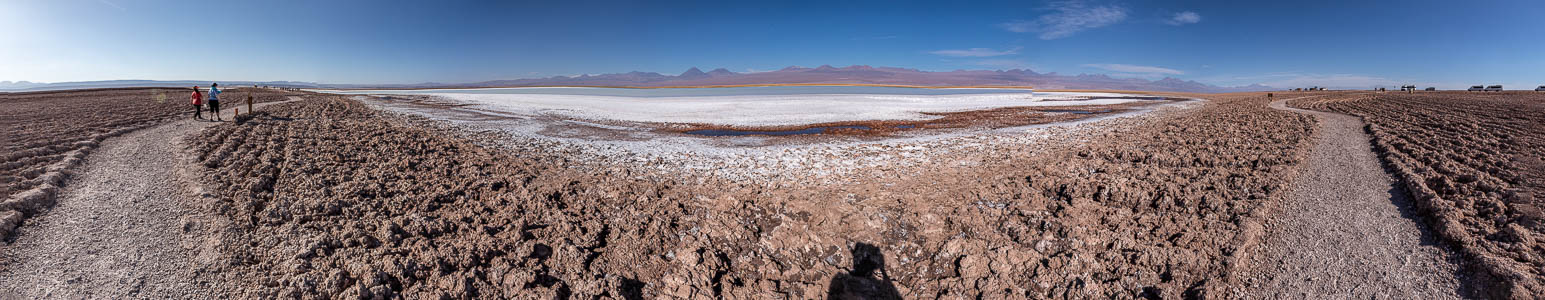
[179,92,1335,299]
[355,94,1199,187]
[9,90,1349,298]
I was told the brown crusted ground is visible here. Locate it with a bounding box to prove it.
[1293,92,1545,299]
[668,100,1179,136]
[364,93,1182,138]
[920,93,1314,298]
[0,88,297,241]
[186,92,1314,298]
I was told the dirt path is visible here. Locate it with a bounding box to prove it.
[1245,98,1465,298]
[0,96,300,298]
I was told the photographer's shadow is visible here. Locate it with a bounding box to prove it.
[826,243,902,300]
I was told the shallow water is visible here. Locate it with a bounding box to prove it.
[684,124,929,136]
[686,125,874,136]
[326,87,1170,128]
[1040,109,1114,114]
[324,85,1035,97]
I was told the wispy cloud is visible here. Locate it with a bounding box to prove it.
[1194,72,1439,89]
[99,0,126,11]
[1165,11,1200,25]
[1252,73,1404,89]
[929,47,1022,57]
[853,35,900,41]
[1083,63,1184,75]
[1001,1,1128,40]
[972,59,1034,69]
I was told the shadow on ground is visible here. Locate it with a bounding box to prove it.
[826,243,902,300]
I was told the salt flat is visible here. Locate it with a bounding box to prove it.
[328,87,1194,187]
[322,86,1149,126]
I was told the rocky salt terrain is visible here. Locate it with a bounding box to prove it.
[9,87,1532,298]
[179,91,1320,298]
[1294,92,1545,299]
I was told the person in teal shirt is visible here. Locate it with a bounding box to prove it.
[207,82,222,121]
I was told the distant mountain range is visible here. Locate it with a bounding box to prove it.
[1,66,1272,93]
[465,65,1270,93]
[0,80,326,92]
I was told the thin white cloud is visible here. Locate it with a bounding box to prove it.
[1083,63,1184,75]
[99,0,126,11]
[1001,1,1128,40]
[929,47,1022,57]
[1000,21,1036,33]
[853,35,900,40]
[1192,72,1481,90]
[1254,73,1403,89]
[1165,11,1200,25]
[972,59,1034,69]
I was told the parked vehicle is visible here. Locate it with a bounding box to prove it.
[1486,85,1504,92]
[1425,87,1436,91]
[1536,85,1545,91]
[1469,85,1485,91]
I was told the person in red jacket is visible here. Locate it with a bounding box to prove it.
[191,86,203,120]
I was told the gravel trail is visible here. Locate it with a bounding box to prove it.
[0,97,301,299]
[1247,98,1465,298]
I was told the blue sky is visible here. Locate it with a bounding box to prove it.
[2,0,1542,89]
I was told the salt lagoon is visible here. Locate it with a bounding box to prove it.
[319,86,1162,127]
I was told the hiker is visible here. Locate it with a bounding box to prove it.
[191,86,203,119]
[208,82,222,121]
